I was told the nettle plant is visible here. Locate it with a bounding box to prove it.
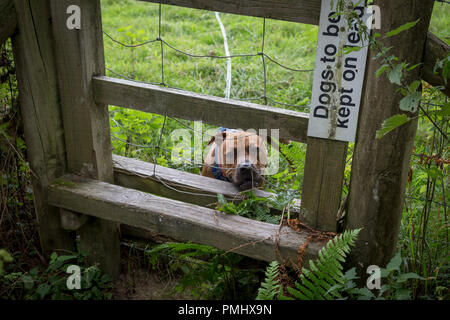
[332,0,449,138]
[1,251,113,300]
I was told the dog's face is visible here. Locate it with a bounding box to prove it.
[212,130,268,191]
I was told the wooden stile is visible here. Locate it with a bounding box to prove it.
[9,0,450,279]
[11,0,76,257]
[49,0,120,277]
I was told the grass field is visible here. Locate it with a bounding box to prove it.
[101,0,317,108]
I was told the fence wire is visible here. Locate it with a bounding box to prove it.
[103,3,313,109]
[104,3,447,230]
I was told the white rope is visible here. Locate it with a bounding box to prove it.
[215,12,232,99]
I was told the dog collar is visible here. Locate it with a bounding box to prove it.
[212,144,230,182]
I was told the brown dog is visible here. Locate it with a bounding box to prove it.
[201,128,268,191]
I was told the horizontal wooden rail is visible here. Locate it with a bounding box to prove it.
[139,0,322,26]
[423,32,450,97]
[93,76,310,142]
[112,154,301,213]
[47,174,324,262]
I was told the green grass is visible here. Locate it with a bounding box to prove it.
[101,0,316,108]
[429,1,450,44]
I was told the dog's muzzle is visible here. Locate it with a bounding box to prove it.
[234,161,263,191]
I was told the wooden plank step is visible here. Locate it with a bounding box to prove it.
[112,155,301,215]
[47,174,325,262]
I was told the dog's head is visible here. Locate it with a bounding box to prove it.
[210,130,268,191]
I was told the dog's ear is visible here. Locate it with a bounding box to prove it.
[207,131,227,145]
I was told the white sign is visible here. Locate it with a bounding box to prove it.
[307,0,370,142]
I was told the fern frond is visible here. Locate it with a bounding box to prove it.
[286,228,361,300]
[256,261,282,300]
[279,142,306,174]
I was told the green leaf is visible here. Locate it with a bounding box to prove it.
[343,267,359,281]
[0,249,13,263]
[29,267,39,277]
[354,287,376,300]
[407,63,422,72]
[376,114,411,139]
[376,64,389,77]
[397,272,423,283]
[373,46,393,60]
[50,252,58,262]
[388,63,404,86]
[37,283,51,299]
[56,255,77,263]
[399,91,422,113]
[256,261,281,300]
[385,19,420,38]
[400,91,422,113]
[386,251,402,272]
[21,275,34,290]
[433,102,450,117]
[217,194,227,206]
[395,288,412,300]
[408,80,421,93]
[338,46,363,56]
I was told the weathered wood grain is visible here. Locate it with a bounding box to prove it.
[139,0,322,25]
[112,154,301,214]
[50,0,120,277]
[50,1,113,181]
[1,0,17,45]
[93,76,310,143]
[346,0,435,278]
[423,32,450,97]
[11,0,75,256]
[300,137,347,232]
[47,175,326,263]
[60,209,90,231]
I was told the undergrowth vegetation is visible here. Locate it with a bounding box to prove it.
[0,0,448,300]
[257,229,429,300]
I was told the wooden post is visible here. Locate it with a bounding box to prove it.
[300,138,347,231]
[49,0,120,277]
[423,32,450,97]
[11,0,75,256]
[346,0,435,275]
